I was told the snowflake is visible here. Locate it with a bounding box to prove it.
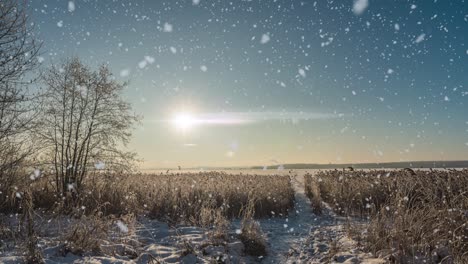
[145,56,155,64]
[138,60,147,69]
[352,0,368,15]
[95,161,105,170]
[116,220,129,233]
[120,69,130,77]
[68,1,75,12]
[414,33,426,43]
[298,68,306,78]
[163,22,173,33]
[260,33,270,44]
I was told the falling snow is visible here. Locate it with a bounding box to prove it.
[95,161,105,170]
[353,0,369,15]
[120,69,130,77]
[116,220,129,233]
[260,33,270,44]
[298,69,306,78]
[68,1,75,12]
[414,33,426,43]
[163,22,173,32]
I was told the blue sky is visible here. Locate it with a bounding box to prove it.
[30,0,467,168]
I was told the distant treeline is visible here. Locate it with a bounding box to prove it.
[251,160,468,170]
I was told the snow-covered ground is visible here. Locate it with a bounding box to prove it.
[0,171,386,263]
[253,173,385,264]
[0,214,245,263]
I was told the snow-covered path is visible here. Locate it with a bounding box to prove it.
[259,173,332,263]
[257,173,386,264]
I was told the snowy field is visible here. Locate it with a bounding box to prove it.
[1,0,467,263]
[0,170,388,264]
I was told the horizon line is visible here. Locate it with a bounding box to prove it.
[139,159,468,170]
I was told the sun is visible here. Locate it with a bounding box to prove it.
[172,112,196,131]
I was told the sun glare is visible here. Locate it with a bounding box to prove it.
[172,112,196,131]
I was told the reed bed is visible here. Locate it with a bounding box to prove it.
[3,171,295,225]
[304,169,468,263]
[82,171,295,224]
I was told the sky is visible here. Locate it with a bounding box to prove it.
[29,0,467,168]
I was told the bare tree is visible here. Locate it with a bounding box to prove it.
[0,0,40,180]
[36,58,139,199]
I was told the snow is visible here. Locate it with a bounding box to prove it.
[0,215,253,264]
[144,56,155,64]
[298,68,306,78]
[95,161,105,170]
[120,69,130,77]
[200,65,208,72]
[352,0,369,15]
[260,33,270,44]
[30,169,41,180]
[138,60,147,69]
[68,1,75,12]
[163,22,173,33]
[57,20,64,28]
[116,220,129,233]
[250,171,386,263]
[0,170,387,264]
[414,33,426,43]
[320,37,334,47]
[136,57,155,71]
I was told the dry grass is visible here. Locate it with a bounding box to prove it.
[60,214,108,256]
[305,169,468,263]
[0,171,293,257]
[77,171,295,225]
[2,171,294,224]
[238,201,267,257]
[304,173,322,215]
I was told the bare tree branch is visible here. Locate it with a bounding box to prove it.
[35,58,140,199]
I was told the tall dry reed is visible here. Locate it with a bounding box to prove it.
[305,169,468,263]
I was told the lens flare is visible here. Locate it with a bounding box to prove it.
[172,112,196,131]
